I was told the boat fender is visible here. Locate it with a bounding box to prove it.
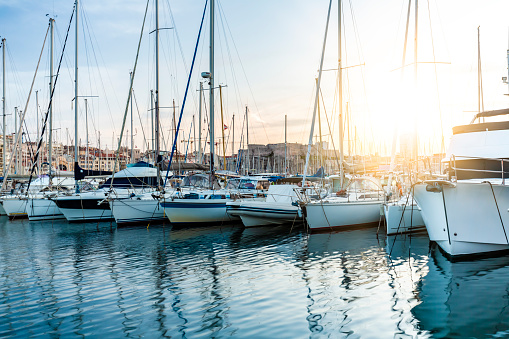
[426,182,442,193]
[336,190,346,196]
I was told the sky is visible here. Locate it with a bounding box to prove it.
[0,0,508,157]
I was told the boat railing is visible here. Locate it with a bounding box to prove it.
[450,155,509,184]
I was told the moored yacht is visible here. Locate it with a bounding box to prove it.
[384,195,425,235]
[160,174,267,226]
[302,175,384,232]
[226,184,300,227]
[55,162,159,222]
[414,108,509,258]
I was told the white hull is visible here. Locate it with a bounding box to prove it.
[55,194,114,222]
[110,198,165,225]
[2,198,28,217]
[304,200,382,231]
[414,181,509,257]
[227,201,298,227]
[27,198,65,221]
[59,207,113,222]
[161,199,239,225]
[384,202,425,235]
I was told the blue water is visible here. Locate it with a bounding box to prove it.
[0,216,508,338]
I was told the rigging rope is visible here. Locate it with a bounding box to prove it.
[25,9,75,193]
[2,24,50,191]
[163,0,208,186]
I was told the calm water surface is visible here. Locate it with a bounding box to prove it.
[0,216,508,338]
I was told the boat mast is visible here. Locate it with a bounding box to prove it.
[74,0,79,193]
[219,84,226,171]
[14,107,18,174]
[1,38,5,178]
[413,0,418,170]
[85,98,89,168]
[198,81,203,163]
[245,105,249,175]
[36,91,40,173]
[232,113,234,172]
[302,0,332,186]
[285,114,287,175]
[338,0,344,188]
[150,89,154,161]
[155,0,161,188]
[130,71,134,162]
[209,0,215,187]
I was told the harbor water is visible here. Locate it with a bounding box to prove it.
[1,217,508,338]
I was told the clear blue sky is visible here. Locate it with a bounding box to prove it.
[1,0,508,156]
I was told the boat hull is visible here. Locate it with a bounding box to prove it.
[414,181,509,258]
[227,201,298,227]
[55,196,114,222]
[384,203,425,235]
[110,198,166,226]
[27,198,65,221]
[0,202,7,216]
[161,199,239,226]
[304,200,382,232]
[2,198,28,218]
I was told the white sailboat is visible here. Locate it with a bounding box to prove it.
[384,194,425,235]
[160,0,243,226]
[226,184,299,227]
[301,0,384,232]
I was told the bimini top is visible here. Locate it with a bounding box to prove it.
[447,108,509,159]
[453,108,509,135]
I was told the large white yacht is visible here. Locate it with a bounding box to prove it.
[414,108,509,258]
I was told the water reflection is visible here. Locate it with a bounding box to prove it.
[412,248,509,338]
[1,217,509,338]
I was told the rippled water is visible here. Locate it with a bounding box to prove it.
[1,217,509,338]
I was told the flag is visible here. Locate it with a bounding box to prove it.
[223,124,228,130]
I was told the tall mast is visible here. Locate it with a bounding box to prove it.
[14,107,17,174]
[245,105,249,175]
[209,0,215,186]
[36,90,40,173]
[74,0,79,192]
[338,0,344,188]
[316,77,323,172]
[413,0,419,165]
[303,0,332,186]
[285,114,287,175]
[85,98,89,168]
[155,0,161,188]
[198,82,203,163]
[219,85,226,171]
[193,114,196,159]
[232,113,234,172]
[2,38,5,178]
[150,89,154,160]
[130,71,134,162]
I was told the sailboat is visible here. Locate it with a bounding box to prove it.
[26,17,68,221]
[159,0,246,226]
[110,0,174,227]
[301,0,385,232]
